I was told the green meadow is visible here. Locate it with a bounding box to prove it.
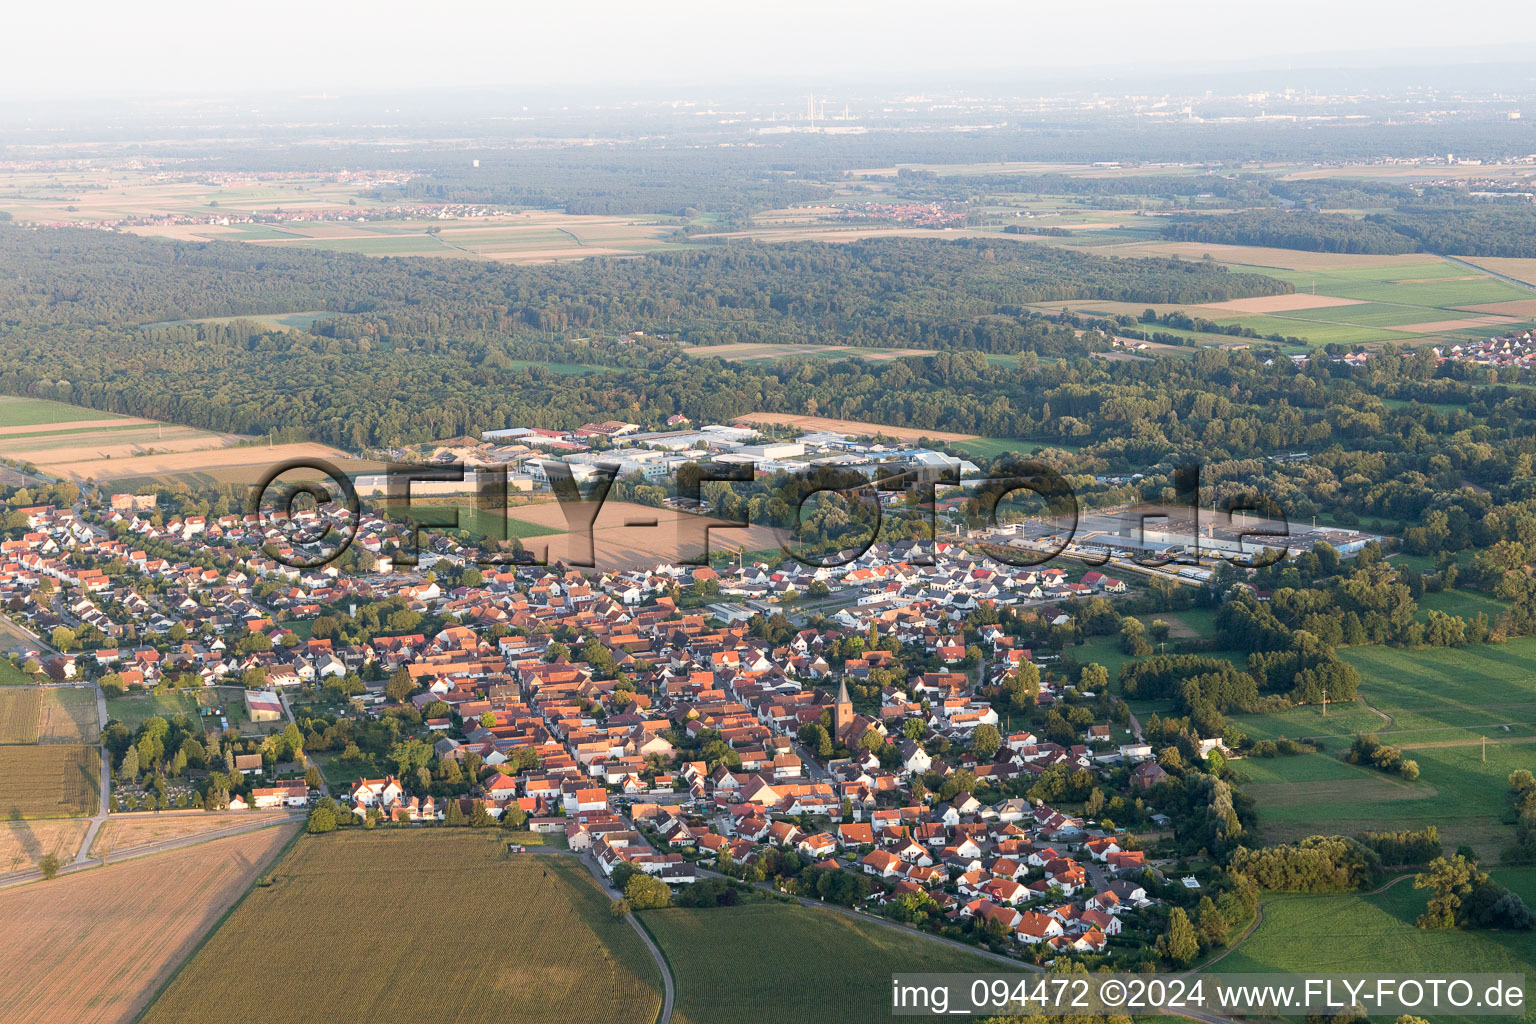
[1227,639,1536,857]
[0,396,124,428]
[1211,867,1536,1024]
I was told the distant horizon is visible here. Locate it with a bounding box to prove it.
[10,1,1536,103]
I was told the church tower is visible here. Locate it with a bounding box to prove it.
[834,677,854,742]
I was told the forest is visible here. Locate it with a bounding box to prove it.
[1163,200,1536,257]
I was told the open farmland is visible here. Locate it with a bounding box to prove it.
[0,395,126,429]
[39,688,100,743]
[0,689,41,743]
[0,169,676,263]
[0,745,99,818]
[40,441,350,483]
[503,498,788,571]
[1210,869,1536,1024]
[0,824,298,1024]
[732,412,977,442]
[1029,245,1536,347]
[643,901,1001,1024]
[90,811,293,859]
[140,831,663,1024]
[0,818,89,875]
[0,396,251,473]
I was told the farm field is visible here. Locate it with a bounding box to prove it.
[732,412,977,442]
[140,831,663,1024]
[0,689,41,743]
[39,687,100,743]
[0,817,89,874]
[1031,247,1536,347]
[1210,868,1536,1024]
[0,395,125,429]
[91,811,292,858]
[0,744,98,818]
[0,395,254,475]
[0,824,298,1024]
[40,440,349,484]
[0,169,677,263]
[502,498,788,571]
[1459,256,1536,287]
[682,341,936,364]
[643,901,1002,1024]
[147,310,338,332]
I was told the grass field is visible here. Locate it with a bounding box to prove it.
[105,691,201,729]
[140,832,663,1024]
[0,658,31,686]
[1212,868,1536,1024]
[38,688,99,743]
[0,690,41,743]
[952,437,1034,460]
[1228,639,1536,856]
[644,901,1003,1024]
[1415,587,1512,623]
[0,825,298,1024]
[0,395,124,429]
[0,745,98,818]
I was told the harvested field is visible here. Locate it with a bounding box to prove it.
[0,417,153,438]
[0,689,41,743]
[0,818,89,874]
[38,688,100,744]
[39,442,349,483]
[11,428,245,465]
[731,412,977,442]
[0,745,99,818]
[1458,256,1536,287]
[683,342,934,362]
[0,825,298,1024]
[1081,240,1441,271]
[1451,299,1536,318]
[1198,293,1364,313]
[139,831,663,1024]
[1385,316,1519,334]
[505,499,787,571]
[91,811,291,859]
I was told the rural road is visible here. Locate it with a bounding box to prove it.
[1443,254,1536,293]
[1,812,304,890]
[75,681,112,864]
[556,847,676,1024]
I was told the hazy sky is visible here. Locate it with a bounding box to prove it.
[11,0,1536,100]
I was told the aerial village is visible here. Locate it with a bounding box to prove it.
[0,422,1250,967]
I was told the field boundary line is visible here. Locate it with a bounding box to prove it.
[127,824,305,1024]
